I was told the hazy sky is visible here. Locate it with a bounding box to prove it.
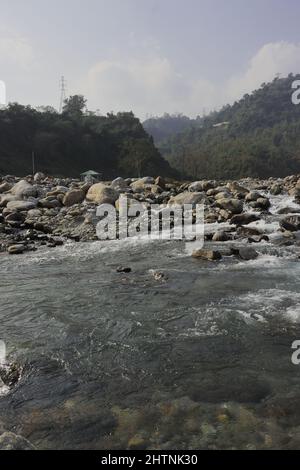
[1,0,300,118]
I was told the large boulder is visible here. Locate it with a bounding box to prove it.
[10,180,37,198]
[169,192,205,206]
[63,189,85,207]
[216,198,243,214]
[86,183,119,205]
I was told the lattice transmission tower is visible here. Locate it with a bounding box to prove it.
[59,76,67,113]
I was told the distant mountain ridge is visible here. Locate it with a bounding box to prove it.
[145,74,300,179]
[143,113,203,144]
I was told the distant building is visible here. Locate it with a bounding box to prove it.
[80,170,102,183]
[213,121,229,128]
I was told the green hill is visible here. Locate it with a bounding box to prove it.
[0,99,172,178]
[143,113,202,144]
[155,74,300,179]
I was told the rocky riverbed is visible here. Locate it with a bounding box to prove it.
[0,172,300,257]
[1,172,300,449]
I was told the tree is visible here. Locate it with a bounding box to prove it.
[63,95,87,117]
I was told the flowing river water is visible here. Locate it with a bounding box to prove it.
[0,193,300,449]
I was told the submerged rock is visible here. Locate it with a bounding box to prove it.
[116,266,132,273]
[233,246,259,260]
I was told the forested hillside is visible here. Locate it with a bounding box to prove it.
[0,96,172,178]
[155,74,300,179]
[143,113,202,144]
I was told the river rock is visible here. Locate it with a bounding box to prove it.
[5,212,25,227]
[270,183,282,195]
[235,246,259,260]
[38,197,61,209]
[212,230,230,242]
[226,181,249,195]
[111,177,128,189]
[230,213,260,225]
[8,244,26,255]
[169,192,205,206]
[0,432,35,450]
[0,194,20,208]
[86,183,119,205]
[130,177,155,192]
[249,197,270,210]
[47,186,69,197]
[189,181,205,192]
[216,198,243,214]
[63,189,85,207]
[280,215,300,232]
[6,200,37,211]
[33,172,45,183]
[236,226,262,237]
[0,181,11,193]
[245,191,264,202]
[155,176,165,189]
[192,249,222,261]
[10,180,37,198]
[116,266,132,273]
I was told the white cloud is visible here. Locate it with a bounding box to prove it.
[78,41,300,118]
[227,42,300,101]
[79,56,219,118]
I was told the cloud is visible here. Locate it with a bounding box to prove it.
[227,42,300,101]
[79,41,300,118]
[79,56,219,118]
[0,31,34,68]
